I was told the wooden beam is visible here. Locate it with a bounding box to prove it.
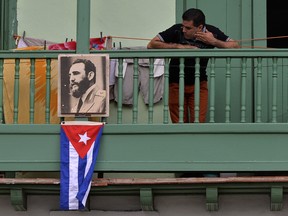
[1,176,288,185]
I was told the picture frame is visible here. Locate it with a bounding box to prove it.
[58,54,109,117]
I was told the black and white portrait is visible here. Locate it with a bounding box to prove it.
[58,54,109,117]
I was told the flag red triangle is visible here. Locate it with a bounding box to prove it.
[62,125,103,158]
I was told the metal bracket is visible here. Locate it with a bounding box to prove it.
[140,188,154,211]
[10,188,27,211]
[270,186,283,211]
[206,187,218,211]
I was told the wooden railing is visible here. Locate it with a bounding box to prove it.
[1,49,288,174]
[1,49,288,124]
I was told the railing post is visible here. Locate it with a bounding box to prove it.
[45,59,51,124]
[0,58,3,123]
[179,57,185,123]
[209,58,216,123]
[194,57,200,123]
[271,57,278,123]
[13,58,20,124]
[117,58,124,124]
[132,58,139,124]
[163,58,170,124]
[256,57,262,123]
[148,58,154,124]
[240,57,247,123]
[29,58,35,124]
[225,57,231,123]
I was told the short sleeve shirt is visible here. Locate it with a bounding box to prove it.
[158,24,229,85]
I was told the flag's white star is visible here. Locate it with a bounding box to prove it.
[78,132,91,145]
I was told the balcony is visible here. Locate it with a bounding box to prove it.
[1,49,288,212]
[1,48,288,169]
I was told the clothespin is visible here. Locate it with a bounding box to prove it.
[119,42,122,49]
[13,34,19,40]
[13,34,20,46]
[65,38,68,42]
[22,31,26,39]
[44,40,46,50]
[100,32,103,42]
[113,42,116,48]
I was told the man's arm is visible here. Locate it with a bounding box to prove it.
[147,36,197,49]
[195,30,240,48]
[215,39,240,48]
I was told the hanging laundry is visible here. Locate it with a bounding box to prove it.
[3,46,59,124]
[15,36,57,49]
[90,37,107,50]
[48,43,66,50]
[111,46,165,105]
[48,37,107,50]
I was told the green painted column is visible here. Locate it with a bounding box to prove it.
[0,0,17,50]
[76,0,90,54]
[175,0,186,23]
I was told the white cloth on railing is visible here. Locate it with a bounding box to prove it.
[110,57,164,105]
[153,58,165,77]
[114,58,164,78]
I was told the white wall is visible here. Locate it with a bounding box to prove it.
[17,0,175,47]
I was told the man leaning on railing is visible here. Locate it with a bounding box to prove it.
[147,8,240,123]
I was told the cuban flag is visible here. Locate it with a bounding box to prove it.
[60,121,104,210]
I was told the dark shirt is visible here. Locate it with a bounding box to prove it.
[158,24,229,85]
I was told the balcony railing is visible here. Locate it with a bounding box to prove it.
[1,49,288,174]
[1,49,288,125]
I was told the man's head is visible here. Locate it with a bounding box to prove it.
[181,8,206,39]
[69,59,96,98]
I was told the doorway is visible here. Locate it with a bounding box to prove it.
[267,0,288,48]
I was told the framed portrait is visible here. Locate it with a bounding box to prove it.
[58,54,109,117]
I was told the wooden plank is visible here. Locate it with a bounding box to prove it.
[1,176,288,186]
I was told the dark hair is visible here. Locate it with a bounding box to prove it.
[182,8,205,27]
[72,58,96,82]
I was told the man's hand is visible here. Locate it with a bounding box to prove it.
[195,29,240,48]
[195,29,217,45]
